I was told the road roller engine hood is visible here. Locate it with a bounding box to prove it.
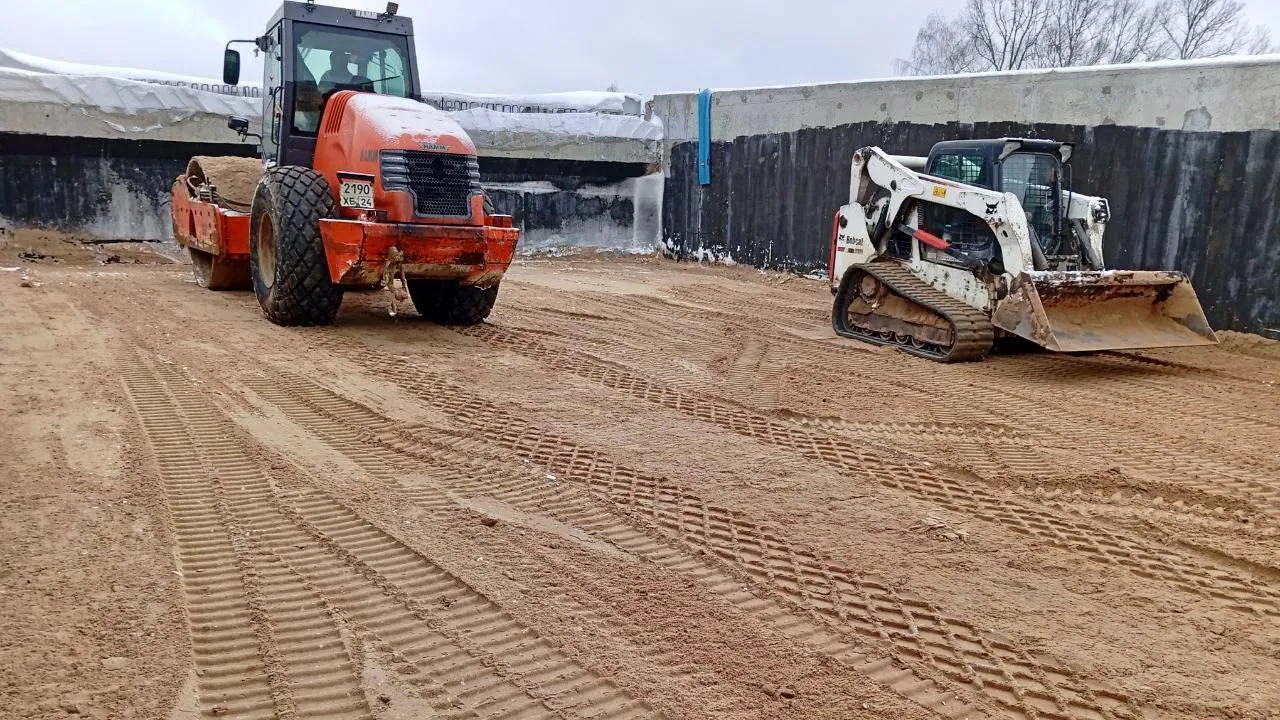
[314,92,481,223]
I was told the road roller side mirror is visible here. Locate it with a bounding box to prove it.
[223,48,241,86]
[226,116,261,146]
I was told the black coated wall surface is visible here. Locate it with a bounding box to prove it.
[663,122,1280,334]
[0,134,257,234]
[0,133,647,240]
[479,157,644,234]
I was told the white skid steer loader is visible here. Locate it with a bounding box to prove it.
[829,138,1218,362]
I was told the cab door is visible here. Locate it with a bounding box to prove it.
[261,23,284,163]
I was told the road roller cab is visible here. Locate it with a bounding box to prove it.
[170,1,519,326]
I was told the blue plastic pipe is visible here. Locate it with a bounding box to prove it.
[697,88,711,186]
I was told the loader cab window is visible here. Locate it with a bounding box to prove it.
[931,152,990,187]
[922,152,1000,265]
[1001,153,1060,251]
[291,22,413,135]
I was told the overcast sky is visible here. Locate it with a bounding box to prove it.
[3,0,1279,95]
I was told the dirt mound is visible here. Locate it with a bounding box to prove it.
[0,228,176,266]
[1217,329,1280,360]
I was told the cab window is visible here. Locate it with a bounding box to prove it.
[921,152,998,263]
[1001,152,1059,246]
[291,22,412,135]
[930,152,990,187]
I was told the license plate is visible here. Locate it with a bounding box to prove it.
[339,177,374,209]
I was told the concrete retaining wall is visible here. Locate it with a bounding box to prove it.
[0,58,664,254]
[0,66,663,254]
[652,56,1280,335]
[0,132,660,254]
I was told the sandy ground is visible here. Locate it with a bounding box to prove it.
[2,247,1278,720]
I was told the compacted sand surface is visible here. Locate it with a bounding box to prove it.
[2,250,1277,720]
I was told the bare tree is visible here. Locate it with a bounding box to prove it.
[896,13,983,76]
[967,0,1051,70]
[1036,0,1167,66]
[1156,0,1255,58]
[1244,25,1275,54]
[898,0,1274,75]
[1101,0,1165,63]
[1040,0,1105,67]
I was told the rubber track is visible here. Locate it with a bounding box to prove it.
[122,360,373,720]
[242,373,987,720]
[458,324,1280,617]
[296,336,1150,720]
[130,357,651,720]
[835,263,993,363]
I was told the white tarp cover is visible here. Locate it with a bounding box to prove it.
[0,47,257,96]
[0,47,660,153]
[454,107,662,145]
[0,66,261,139]
[0,48,647,113]
[423,90,645,116]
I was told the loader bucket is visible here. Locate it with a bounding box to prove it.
[990,271,1218,353]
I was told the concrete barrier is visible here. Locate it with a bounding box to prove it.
[652,56,1280,336]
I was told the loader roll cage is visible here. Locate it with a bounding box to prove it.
[923,138,1082,269]
[225,0,423,167]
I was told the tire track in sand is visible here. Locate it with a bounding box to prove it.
[457,324,1280,617]
[787,417,1273,531]
[663,281,1279,410]
[775,362,1280,515]
[241,372,987,720]
[123,358,373,720]
[294,336,1146,720]
[676,291,1280,461]
[133,356,654,720]
[508,296,1280,478]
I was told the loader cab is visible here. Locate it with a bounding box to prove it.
[924,138,1073,258]
[223,1,422,167]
